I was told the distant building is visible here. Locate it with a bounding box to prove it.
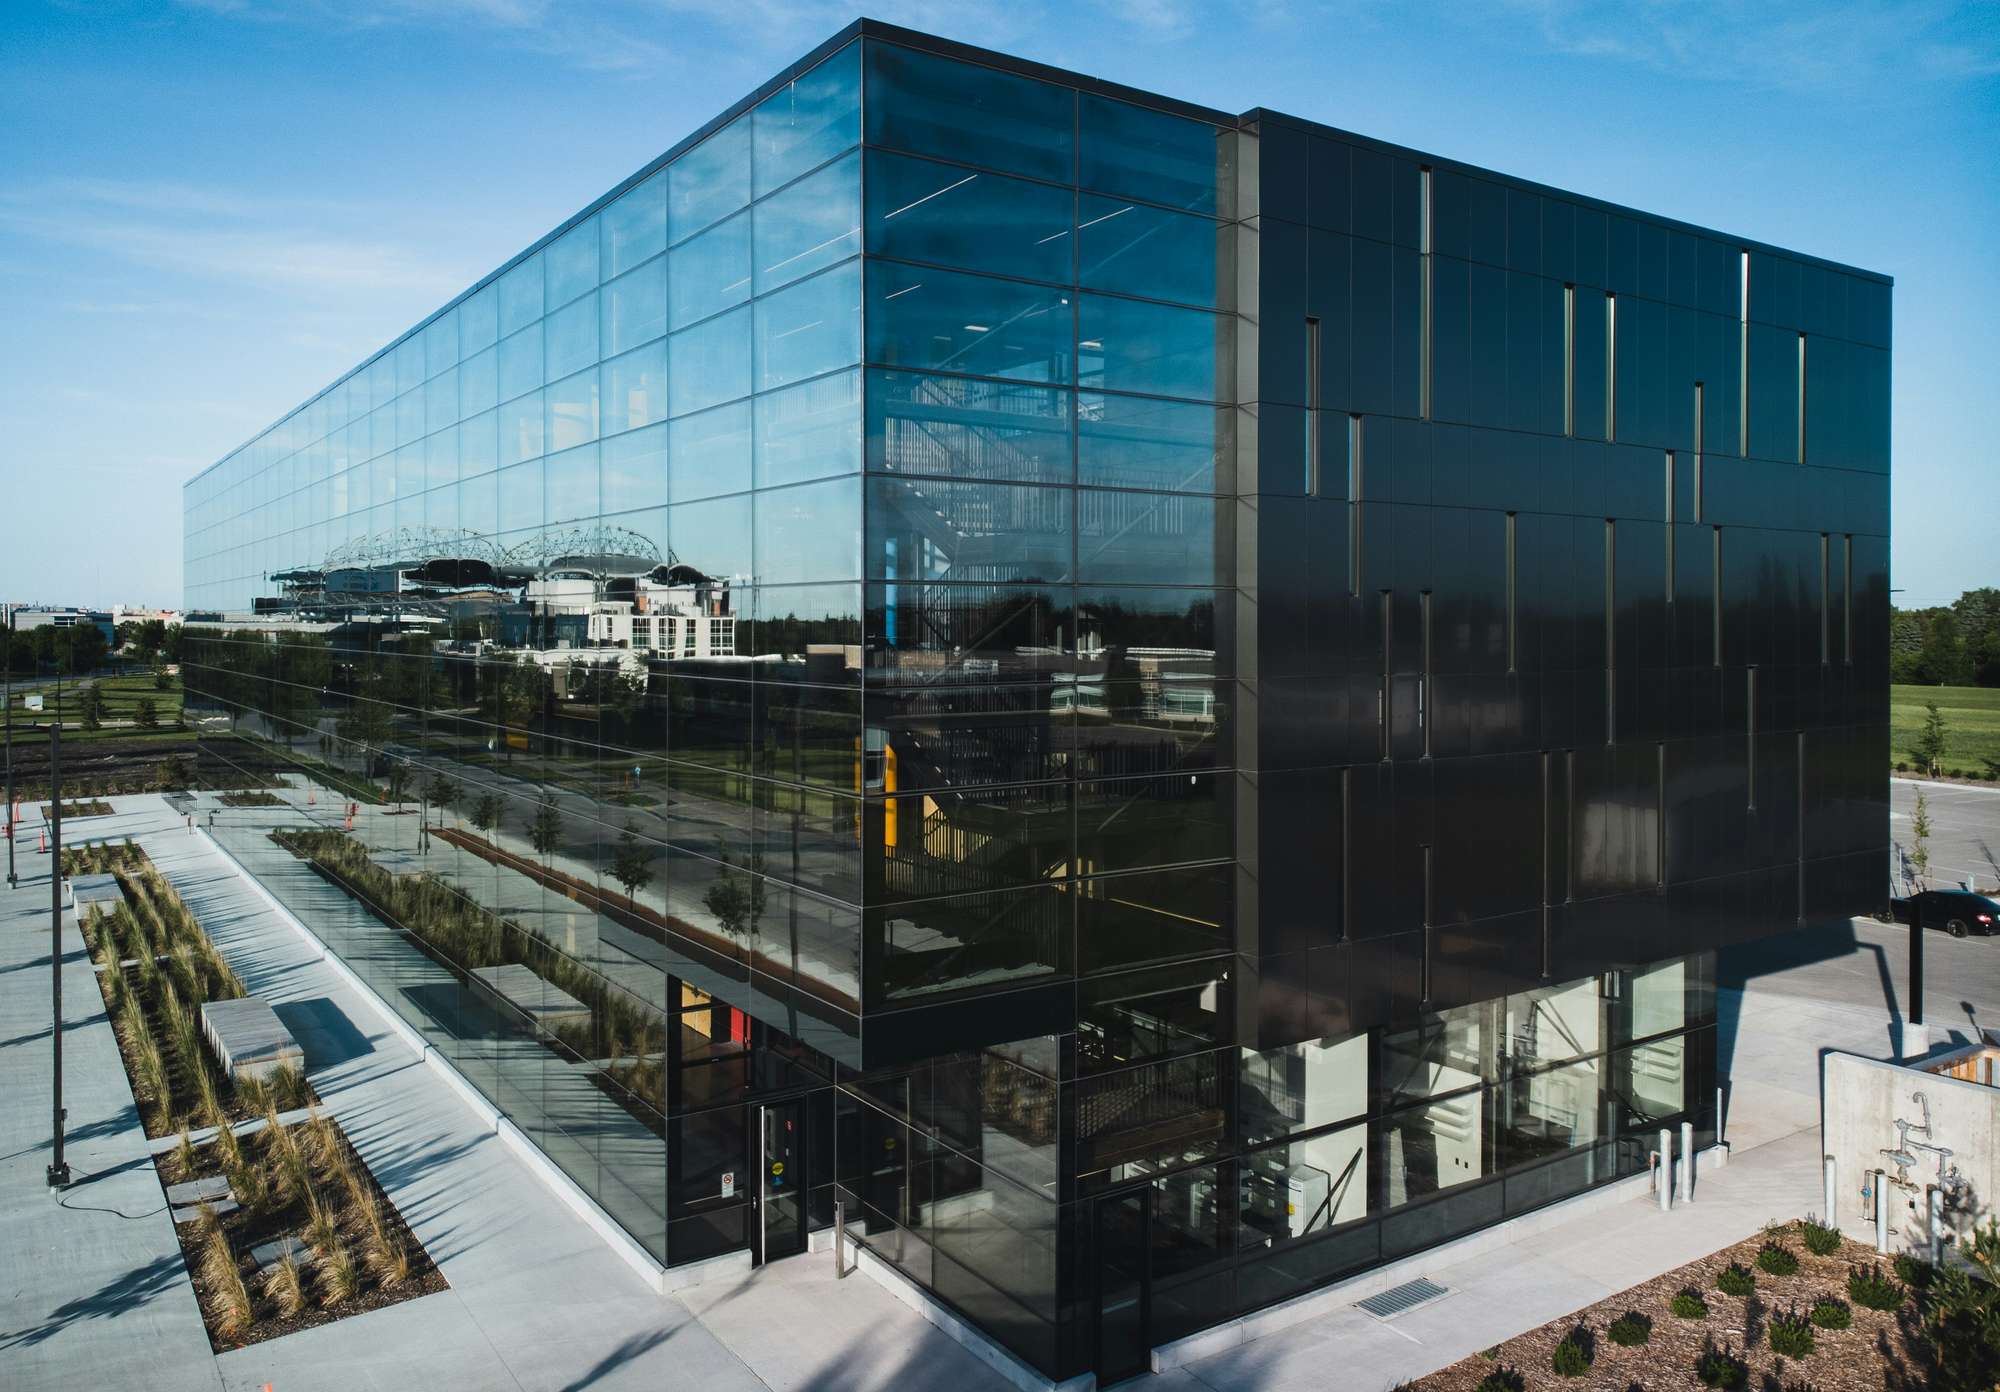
[11,608,116,643]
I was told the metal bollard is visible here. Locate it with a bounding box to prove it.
[1823,1155,1837,1228]
[834,1197,847,1277]
[1874,1169,1889,1254]
[1658,1128,1673,1211]
[1929,1186,1943,1266]
[1716,1084,1727,1146]
[1680,1120,1695,1203]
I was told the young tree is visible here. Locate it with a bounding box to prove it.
[384,762,412,807]
[610,820,655,899]
[153,666,174,691]
[157,753,193,791]
[425,772,459,824]
[1921,1217,2000,1391]
[469,792,505,837]
[525,794,563,857]
[1911,788,1933,891]
[702,852,766,944]
[1913,700,1949,777]
[78,682,104,731]
[134,697,159,730]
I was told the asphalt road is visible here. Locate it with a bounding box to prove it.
[1892,775,2000,896]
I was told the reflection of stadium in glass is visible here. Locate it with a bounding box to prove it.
[178,19,1890,1383]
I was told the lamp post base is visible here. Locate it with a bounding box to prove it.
[46,1161,69,1189]
[1897,1019,1931,1060]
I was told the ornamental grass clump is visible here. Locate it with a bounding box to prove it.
[316,1239,360,1309]
[1716,1263,1757,1297]
[198,1219,253,1340]
[262,1254,306,1319]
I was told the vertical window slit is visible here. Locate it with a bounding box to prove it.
[1379,589,1393,760]
[1605,293,1618,441]
[1419,167,1433,422]
[1842,535,1853,666]
[1505,512,1518,674]
[1693,381,1705,524]
[1348,414,1364,595]
[1306,316,1322,495]
[1797,332,1808,463]
[1340,767,1352,943]
[1564,749,1576,902]
[1420,590,1433,759]
[1655,741,1667,891]
[1738,250,1751,456]
[1420,843,1434,1005]
[1664,452,1676,603]
[1604,518,1616,745]
[1539,750,1552,979]
[1819,533,1830,665]
[1562,284,1576,437]
[1796,731,1807,921]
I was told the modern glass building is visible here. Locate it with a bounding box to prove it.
[179,20,1889,1383]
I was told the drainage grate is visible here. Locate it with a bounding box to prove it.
[1356,1277,1450,1319]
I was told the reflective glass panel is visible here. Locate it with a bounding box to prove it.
[755,369,861,490]
[601,340,667,437]
[546,215,600,308]
[545,368,600,452]
[601,420,667,515]
[866,371,1071,484]
[1077,489,1216,584]
[545,441,600,523]
[865,151,1072,284]
[867,263,1072,385]
[1079,294,1224,402]
[669,305,752,417]
[756,476,861,585]
[1079,94,1226,215]
[670,211,752,330]
[461,283,500,354]
[865,42,1073,184]
[545,291,600,383]
[603,259,667,356]
[754,261,861,392]
[670,399,752,501]
[754,152,860,294]
[460,344,499,417]
[498,458,544,532]
[1078,195,1219,308]
[498,325,543,404]
[498,252,544,335]
[670,115,752,244]
[602,170,668,277]
[498,388,545,466]
[669,492,752,580]
[753,42,861,197]
[867,476,1071,583]
[1078,392,1225,492]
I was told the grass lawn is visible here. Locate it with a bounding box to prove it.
[5,672,185,741]
[1891,683,2000,774]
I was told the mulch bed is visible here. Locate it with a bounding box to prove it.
[44,799,115,818]
[1407,1223,1933,1391]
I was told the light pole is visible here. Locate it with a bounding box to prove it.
[47,722,69,1189]
[5,603,15,888]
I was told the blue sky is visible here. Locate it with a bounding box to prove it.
[1,0,1994,609]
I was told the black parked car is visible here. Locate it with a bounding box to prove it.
[1884,890,2000,937]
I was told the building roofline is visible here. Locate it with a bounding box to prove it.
[1242,107,1892,287]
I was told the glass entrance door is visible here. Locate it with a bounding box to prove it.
[1096,1187,1152,1384]
[757,1101,806,1264]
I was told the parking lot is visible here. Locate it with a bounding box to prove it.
[1892,775,2000,896]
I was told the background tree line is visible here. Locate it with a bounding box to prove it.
[1893,587,2000,686]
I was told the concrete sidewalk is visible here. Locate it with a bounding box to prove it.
[0,807,222,1391]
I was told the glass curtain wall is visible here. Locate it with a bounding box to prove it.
[180,40,867,1268]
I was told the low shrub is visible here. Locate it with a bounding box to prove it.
[1607,1311,1652,1346]
[1474,1366,1524,1392]
[1757,1241,1801,1276]
[1808,1297,1851,1330]
[1696,1346,1748,1388]
[1801,1218,1842,1256]
[198,1220,252,1340]
[262,1254,306,1318]
[1549,1332,1592,1378]
[1892,1252,1934,1291]
[1670,1288,1711,1319]
[1847,1263,1906,1311]
[1768,1307,1816,1358]
[316,1239,360,1308]
[1716,1262,1757,1297]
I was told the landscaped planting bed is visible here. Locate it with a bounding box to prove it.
[1402,1220,1973,1391]
[160,1103,444,1349]
[268,826,667,1123]
[218,790,287,807]
[69,839,444,1348]
[44,798,114,818]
